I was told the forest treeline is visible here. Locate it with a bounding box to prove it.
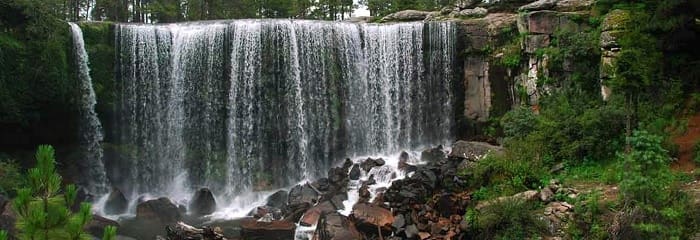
[2,0,463,23]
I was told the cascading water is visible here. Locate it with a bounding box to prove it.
[106,19,457,214]
[69,22,109,195]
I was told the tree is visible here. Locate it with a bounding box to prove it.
[12,145,94,240]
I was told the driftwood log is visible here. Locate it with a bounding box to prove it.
[163,221,226,240]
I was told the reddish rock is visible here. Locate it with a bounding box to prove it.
[241,218,296,240]
[299,201,337,227]
[351,203,394,233]
[527,11,559,34]
[314,212,362,240]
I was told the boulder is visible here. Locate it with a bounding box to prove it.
[314,212,362,240]
[190,188,217,216]
[241,218,295,240]
[85,215,119,237]
[434,192,471,218]
[555,0,593,11]
[405,224,420,239]
[136,197,182,224]
[518,0,557,11]
[266,190,289,210]
[420,146,446,163]
[540,187,554,202]
[454,7,488,18]
[349,164,361,180]
[381,10,432,22]
[351,203,394,233]
[299,201,338,226]
[398,152,417,173]
[524,10,560,35]
[360,158,385,172]
[449,141,503,161]
[392,214,406,229]
[251,205,284,220]
[288,184,320,207]
[104,188,129,215]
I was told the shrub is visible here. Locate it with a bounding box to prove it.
[469,199,547,239]
[13,145,93,240]
[0,158,22,196]
[693,140,700,165]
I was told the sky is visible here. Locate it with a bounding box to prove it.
[353,0,371,17]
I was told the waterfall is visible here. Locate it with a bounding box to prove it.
[69,22,109,194]
[110,19,457,204]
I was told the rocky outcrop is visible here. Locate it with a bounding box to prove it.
[190,188,217,216]
[381,10,433,22]
[299,201,338,227]
[599,9,632,101]
[104,188,128,215]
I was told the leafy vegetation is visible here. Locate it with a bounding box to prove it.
[467,199,547,239]
[12,145,95,239]
[0,157,22,196]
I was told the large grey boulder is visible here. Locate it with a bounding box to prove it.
[381,10,432,22]
[190,188,217,216]
[454,7,488,18]
[104,188,129,215]
[518,0,558,11]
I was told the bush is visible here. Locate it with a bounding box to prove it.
[0,158,22,196]
[468,199,547,239]
[693,140,700,165]
[13,145,93,240]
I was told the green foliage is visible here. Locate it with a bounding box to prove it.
[619,130,672,206]
[0,157,23,196]
[102,226,117,240]
[694,140,700,165]
[567,191,608,240]
[468,199,547,239]
[12,145,93,240]
[0,230,6,240]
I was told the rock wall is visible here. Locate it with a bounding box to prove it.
[451,0,595,137]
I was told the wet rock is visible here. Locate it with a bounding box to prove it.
[361,158,385,172]
[364,174,376,185]
[392,214,406,229]
[315,212,362,240]
[241,218,295,240]
[349,164,361,180]
[358,184,371,203]
[434,192,470,218]
[449,141,503,161]
[283,202,311,223]
[85,215,119,237]
[190,188,217,216]
[251,206,283,220]
[266,190,289,210]
[418,232,431,239]
[136,197,182,224]
[420,145,446,163]
[381,10,432,22]
[104,188,129,215]
[300,201,338,226]
[405,224,419,238]
[351,203,394,233]
[311,178,331,192]
[288,184,320,207]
